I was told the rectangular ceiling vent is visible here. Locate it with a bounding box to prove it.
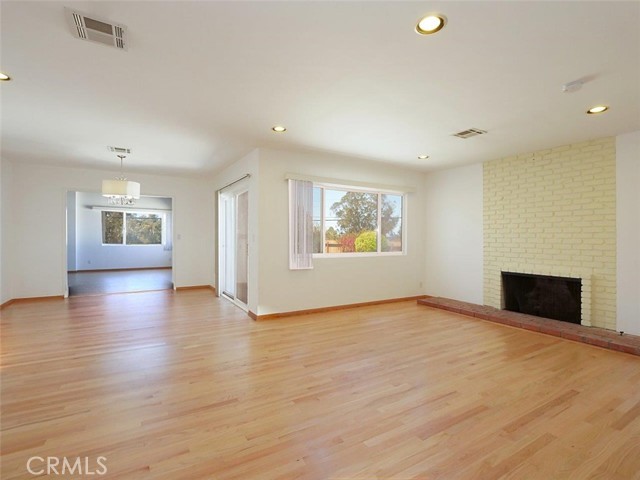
[65,8,127,50]
[107,146,131,154]
[452,128,487,139]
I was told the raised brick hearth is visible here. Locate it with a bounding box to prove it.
[417,297,640,356]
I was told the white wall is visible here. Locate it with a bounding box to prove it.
[256,148,426,315]
[211,150,260,314]
[423,163,484,304]
[6,161,214,299]
[0,159,11,304]
[616,131,640,335]
[73,192,172,271]
[0,161,2,303]
[66,191,77,271]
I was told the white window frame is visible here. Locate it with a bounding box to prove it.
[101,210,166,246]
[312,182,407,258]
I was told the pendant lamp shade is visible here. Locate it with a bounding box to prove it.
[102,179,141,198]
[102,154,141,205]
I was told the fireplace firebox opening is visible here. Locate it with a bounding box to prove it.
[501,271,581,324]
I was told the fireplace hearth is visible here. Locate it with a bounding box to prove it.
[502,271,581,324]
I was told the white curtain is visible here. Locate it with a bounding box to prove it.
[288,179,314,270]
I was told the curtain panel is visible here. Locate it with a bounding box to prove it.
[288,179,314,270]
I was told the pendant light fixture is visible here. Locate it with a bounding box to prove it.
[102,154,140,205]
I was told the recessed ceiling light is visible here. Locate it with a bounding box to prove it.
[416,14,447,35]
[587,105,608,114]
[418,154,429,160]
[272,125,287,133]
[0,72,11,81]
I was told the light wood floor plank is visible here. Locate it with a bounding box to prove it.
[1,290,639,479]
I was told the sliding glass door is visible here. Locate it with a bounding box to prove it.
[235,191,248,305]
[218,187,248,309]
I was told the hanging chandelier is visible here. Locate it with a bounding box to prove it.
[102,154,140,206]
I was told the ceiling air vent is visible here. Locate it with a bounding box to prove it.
[65,8,127,50]
[453,128,487,139]
[108,146,131,154]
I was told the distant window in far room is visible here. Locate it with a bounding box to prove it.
[126,213,162,245]
[101,211,163,245]
[102,211,124,244]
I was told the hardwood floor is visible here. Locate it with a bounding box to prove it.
[1,291,639,479]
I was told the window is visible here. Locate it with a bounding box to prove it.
[102,211,124,244]
[101,211,163,245]
[312,185,404,255]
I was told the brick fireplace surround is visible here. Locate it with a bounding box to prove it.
[417,297,640,357]
[483,137,617,331]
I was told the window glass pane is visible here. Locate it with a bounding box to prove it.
[312,187,322,254]
[102,211,123,244]
[325,189,378,253]
[126,213,162,245]
[381,194,402,252]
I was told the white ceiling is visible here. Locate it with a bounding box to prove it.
[1,1,639,176]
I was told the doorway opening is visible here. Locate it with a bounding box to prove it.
[218,185,248,311]
[66,191,174,296]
